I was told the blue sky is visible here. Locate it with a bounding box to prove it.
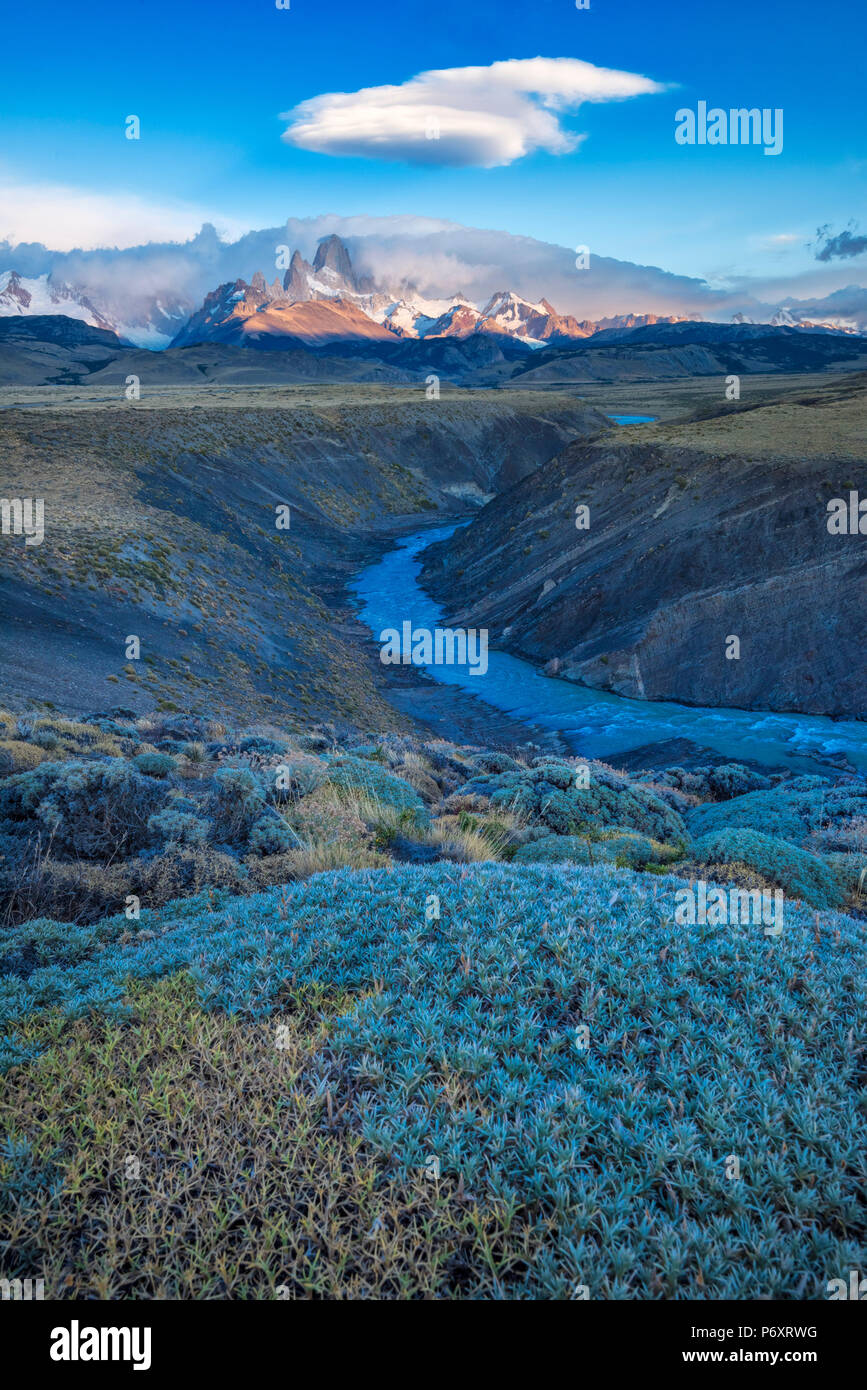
[2,0,865,288]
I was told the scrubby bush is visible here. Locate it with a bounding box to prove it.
[692,828,844,909]
[140,713,207,745]
[345,743,384,761]
[514,830,679,869]
[823,852,866,899]
[239,735,288,757]
[295,732,331,753]
[32,728,60,750]
[84,706,139,725]
[470,751,522,775]
[180,740,208,765]
[204,766,268,843]
[0,739,49,773]
[810,816,867,855]
[0,762,62,821]
[0,839,249,928]
[272,755,326,800]
[325,755,428,825]
[89,719,141,743]
[688,782,867,846]
[514,835,595,865]
[390,752,441,804]
[458,759,686,843]
[147,807,211,847]
[440,792,491,815]
[27,718,125,758]
[419,742,475,790]
[1,759,169,858]
[247,815,298,857]
[652,763,772,802]
[706,763,772,800]
[134,751,177,779]
[599,830,683,868]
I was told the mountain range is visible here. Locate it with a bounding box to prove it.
[2,232,862,354]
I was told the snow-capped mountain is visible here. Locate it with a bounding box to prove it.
[169,236,693,351]
[0,270,192,347]
[732,309,859,335]
[0,272,115,332]
[3,230,861,351]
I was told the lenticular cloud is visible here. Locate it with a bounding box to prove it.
[280,56,665,167]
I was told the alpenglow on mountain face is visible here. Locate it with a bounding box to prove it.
[168,235,692,349]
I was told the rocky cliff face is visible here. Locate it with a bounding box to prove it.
[421,378,867,719]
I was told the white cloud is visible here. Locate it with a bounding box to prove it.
[280,57,665,167]
[0,180,246,251]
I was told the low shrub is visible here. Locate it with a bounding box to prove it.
[0,740,50,773]
[147,808,211,847]
[2,863,863,1298]
[688,783,867,846]
[706,763,772,800]
[821,852,866,900]
[325,755,428,826]
[12,759,170,858]
[514,830,680,869]
[692,827,844,909]
[238,735,288,757]
[133,751,177,779]
[204,767,268,844]
[459,759,687,843]
[273,755,326,800]
[248,815,299,857]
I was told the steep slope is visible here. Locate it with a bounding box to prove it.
[0,388,606,721]
[421,375,867,718]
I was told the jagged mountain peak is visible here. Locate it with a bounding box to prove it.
[312,234,356,288]
[283,250,313,300]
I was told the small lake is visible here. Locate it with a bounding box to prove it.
[351,525,867,777]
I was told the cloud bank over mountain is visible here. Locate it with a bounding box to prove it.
[2,214,867,346]
[280,57,666,167]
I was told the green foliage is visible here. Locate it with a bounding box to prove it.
[692,828,844,908]
[656,764,771,801]
[133,751,177,779]
[688,782,867,845]
[147,808,211,847]
[514,830,680,869]
[248,815,298,856]
[460,759,686,843]
[12,759,168,858]
[325,755,428,826]
[204,767,268,843]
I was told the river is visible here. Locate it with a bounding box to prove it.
[350,524,867,777]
